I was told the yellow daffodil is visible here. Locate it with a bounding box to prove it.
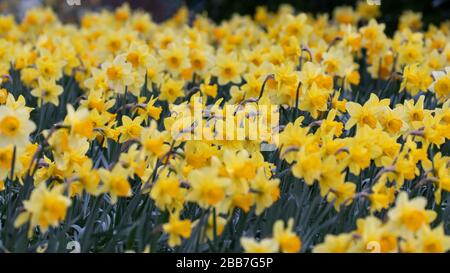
[102,54,133,94]
[345,93,388,130]
[14,183,71,238]
[163,212,192,247]
[0,105,35,147]
[212,52,245,85]
[387,192,436,233]
[150,175,186,212]
[429,66,450,102]
[159,78,185,103]
[186,166,230,208]
[273,218,302,253]
[98,165,132,204]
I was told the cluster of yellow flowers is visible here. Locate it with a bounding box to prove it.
[0,2,449,252]
[314,192,450,253]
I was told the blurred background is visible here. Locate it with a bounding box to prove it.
[0,0,449,33]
